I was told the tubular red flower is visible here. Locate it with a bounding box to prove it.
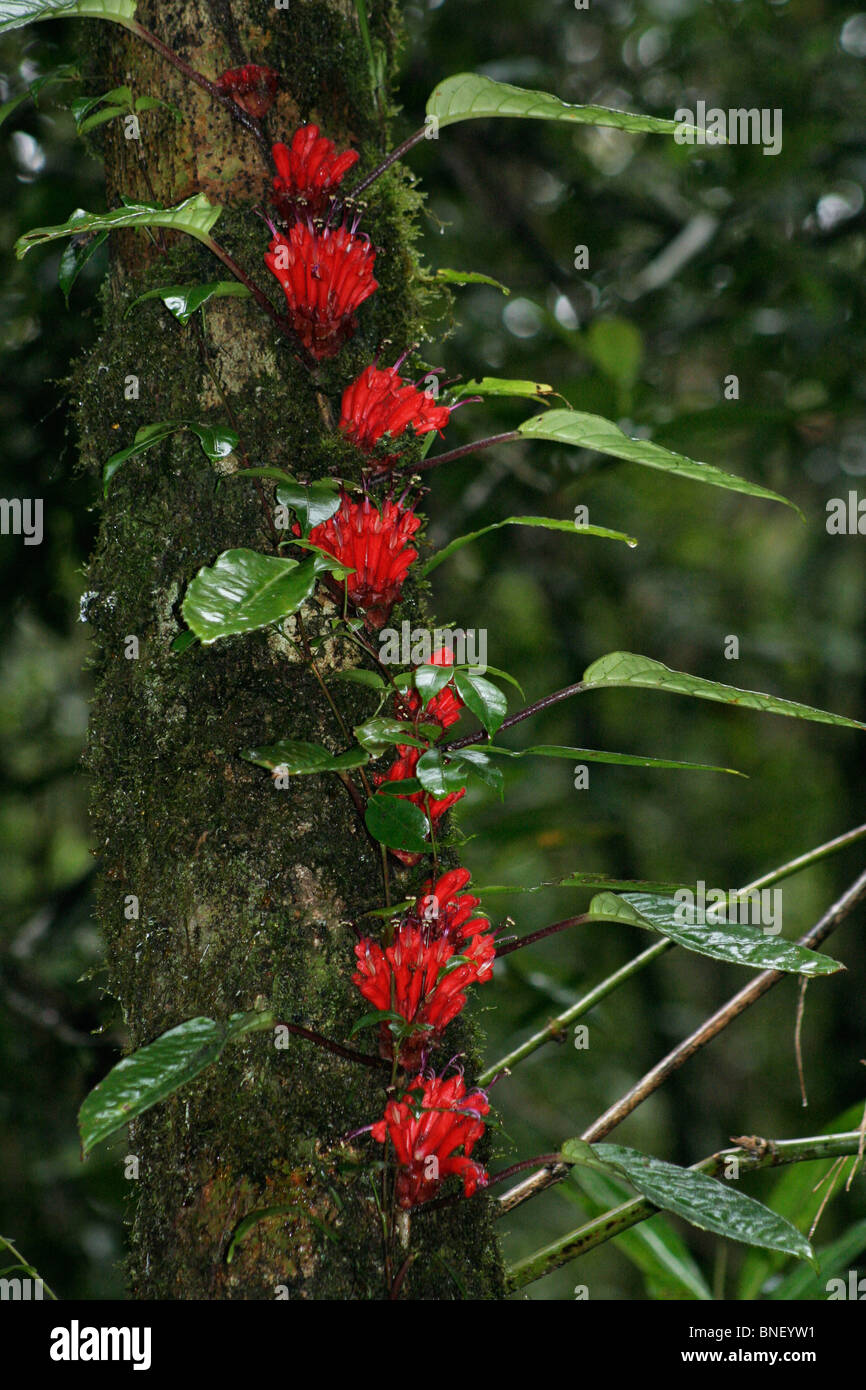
[370,1071,490,1208]
[410,866,489,945]
[306,490,420,628]
[214,64,278,119]
[270,126,359,220]
[264,222,377,360]
[353,911,495,1069]
[340,362,452,465]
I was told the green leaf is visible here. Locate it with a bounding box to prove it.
[171,630,198,654]
[564,1141,815,1267]
[127,281,251,325]
[329,668,386,690]
[421,515,636,577]
[581,651,866,732]
[347,1008,412,1040]
[0,0,137,34]
[364,795,431,853]
[182,549,343,644]
[275,477,342,534]
[412,663,453,700]
[435,268,510,295]
[15,192,221,259]
[518,410,799,512]
[587,891,843,976]
[426,73,702,138]
[477,873,693,896]
[353,718,441,754]
[102,420,238,494]
[415,749,470,798]
[57,220,108,304]
[475,743,742,776]
[565,1164,713,1300]
[457,376,553,400]
[452,671,507,736]
[376,777,423,796]
[241,740,369,775]
[77,1010,271,1154]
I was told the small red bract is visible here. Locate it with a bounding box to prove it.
[370,1071,490,1208]
[271,126,359,220]
[214,64,278,119]
[264,221,378,360]
[306,490,419,627]
[340,361,452,465]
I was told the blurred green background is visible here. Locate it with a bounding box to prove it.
[1,0,864,1300]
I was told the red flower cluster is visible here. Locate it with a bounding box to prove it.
[340,361,452,465]
[306,489,420,628]
[353,869,494,1070]
[214,64,278,119]
[271,125,359,220]
[371,1070,490,1208]
[265,221,378,360]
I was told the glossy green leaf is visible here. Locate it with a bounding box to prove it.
[102,419,238,493]
[452,670,507,736]
[57,219,108,304]
[275,477,342,534]
[415,749,471,797]
[518,410,799,511]
[477,873,693,896]
[474,742,742,776]
[421,515,636,577]
[353,718,441,754]
[128,281,251,325]
[364,794,430,852]
[0,0,137,33]
[241,740,369,775]
[564,1141,815,1266]
[581,651,866,731]
[565,1164,712,1300]
[427,73,702,138]
[435,267,510,295]
[182,549,343,644]
[78,1010,271,1154]
[15,192,221,259]
[588,891,843,976]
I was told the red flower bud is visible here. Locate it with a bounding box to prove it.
[264,221,377,360]
[370,1071,490,1208]
[270,126,359,220]
[214,64,278,119]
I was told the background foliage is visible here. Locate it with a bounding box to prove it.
[1,0,864,1298]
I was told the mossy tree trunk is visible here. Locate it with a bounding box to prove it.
[78,0,504,1299]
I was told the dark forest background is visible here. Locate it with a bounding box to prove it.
[1,0,864,1299]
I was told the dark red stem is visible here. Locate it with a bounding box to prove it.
[440,682,587,753]
[496,915,591,958]
[412,431,521,475]
[278,1021,390,1072]
[347,126,429,199]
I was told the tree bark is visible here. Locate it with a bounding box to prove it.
[77,0,504,1299]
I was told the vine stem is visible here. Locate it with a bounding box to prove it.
[411,431,521,475]
[129,21,271,160]
[346,126,429,199]
[203,235,315,365]
[439,682,587,753]
[497,865,866,1214]
[478,821,866,1086]
[277,1021,391,1071]
[505,1130,866,1292]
